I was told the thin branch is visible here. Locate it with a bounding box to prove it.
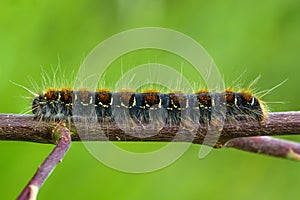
[0,112,300,145]
[225,136,300,161]
[17,125,71,200]
[3,112,300,200]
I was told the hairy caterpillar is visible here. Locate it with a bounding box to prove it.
[31,88,266,125]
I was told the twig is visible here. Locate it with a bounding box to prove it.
[2,112,300,161]
[225,136,300,161]
[0,112,300,145]
[2,111,300,200]
[16,125,71,200]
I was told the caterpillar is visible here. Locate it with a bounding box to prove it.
[31,88,266,125]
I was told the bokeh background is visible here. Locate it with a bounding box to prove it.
[1,0,300,199]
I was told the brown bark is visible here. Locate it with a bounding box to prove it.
[1,112,300,145]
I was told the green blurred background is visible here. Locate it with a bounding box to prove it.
[1,0,300,199]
